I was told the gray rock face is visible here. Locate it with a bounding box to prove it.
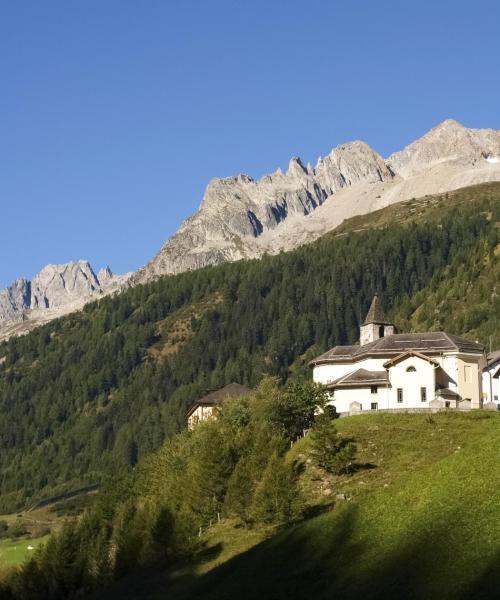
[0,278,31,321]
[135,121,500,283]
[30,261,101,309]
[0,261,127,328]
[134,141,394,281]
[387,119,500,178]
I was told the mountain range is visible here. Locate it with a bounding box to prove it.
[2,118,500,339]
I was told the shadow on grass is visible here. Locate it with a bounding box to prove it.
[92,502,500,600]
[193,540,224,565]
[165,506,500,600]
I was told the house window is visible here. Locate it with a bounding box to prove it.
[406,366,416,372]
[379,325,385,338]
[445,401,451,409]
[371,385,378,394]
[397,388,403,403]
[421,387,427,402]
[464,365,471,382]
[371,402,378,410]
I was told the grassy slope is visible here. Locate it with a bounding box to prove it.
[0,535,49,568]
[98,412,500,600]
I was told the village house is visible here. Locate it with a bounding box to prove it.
[311,294,487,415]
[482,350,500,408]
[186,383,251,429]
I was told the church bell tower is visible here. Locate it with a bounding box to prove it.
[360,294,395,346]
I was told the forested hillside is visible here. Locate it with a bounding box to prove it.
[0,186,499,511]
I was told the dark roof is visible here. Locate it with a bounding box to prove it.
[186,383,251,418]
[436,387,460,398]
[383,350,439,368]
[329,369,388,387]
[311,332,483,365]
[486,350,500,368]
[363,294,392,325]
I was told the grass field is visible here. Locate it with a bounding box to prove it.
[95,410,500,600]
[0,535,49,568]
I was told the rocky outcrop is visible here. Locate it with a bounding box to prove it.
[387,119,500,178]
[29,262,102,310]
[0,261,129,339]
[0,279,31,322]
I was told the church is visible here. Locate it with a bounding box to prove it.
[311,294,486,415]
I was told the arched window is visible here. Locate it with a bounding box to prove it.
[406,366,416,372]
[379,325,385,338]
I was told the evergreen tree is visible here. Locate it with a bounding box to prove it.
[309,414,356,475]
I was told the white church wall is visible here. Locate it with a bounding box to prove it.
[329,386,386,414]
[313,363,355,385]
[387,355,435,409]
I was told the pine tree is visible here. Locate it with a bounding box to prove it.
[309,414,356,475]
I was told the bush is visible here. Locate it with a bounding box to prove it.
[309,414,356,474]
[0,520,8,538]
[6,522,27,539]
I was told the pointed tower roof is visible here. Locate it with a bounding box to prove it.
[363,294,392,325]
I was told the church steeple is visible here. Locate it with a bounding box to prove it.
[360,294,395,346]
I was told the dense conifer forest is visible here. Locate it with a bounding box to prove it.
[0,192,499,512]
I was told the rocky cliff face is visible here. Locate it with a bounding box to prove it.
[0,261,128,339]
[135,120,500,283]
[387,119,500,178]
[2,119,500,340]
[134,141,394,280]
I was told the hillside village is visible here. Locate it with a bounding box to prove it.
[188,294,500,426]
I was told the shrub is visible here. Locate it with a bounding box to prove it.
[309,414,356,474]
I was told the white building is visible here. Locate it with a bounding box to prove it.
[311,294,486,415]
[482,351,500,408]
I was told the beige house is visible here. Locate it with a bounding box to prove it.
[186,383,251,429]
[311,294,486,415]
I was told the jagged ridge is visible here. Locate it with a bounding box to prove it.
[2,119,500,338]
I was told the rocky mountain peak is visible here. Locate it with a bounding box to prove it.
[0,261,130,336]
[287,157,308,177]
[30,261,100,309]
[98,266,114,283]
[388,119,500,178]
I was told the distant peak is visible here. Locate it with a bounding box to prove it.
[431,119,465,132]
[98,266,113,282]
[287,156,307,176]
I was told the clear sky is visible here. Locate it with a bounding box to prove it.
[1,0,500,288]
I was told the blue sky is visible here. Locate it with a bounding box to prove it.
[1,0,500,288]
